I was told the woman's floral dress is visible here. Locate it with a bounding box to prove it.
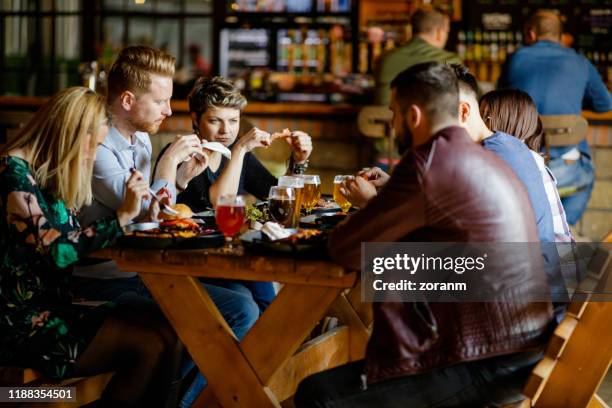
[0,156,122,379]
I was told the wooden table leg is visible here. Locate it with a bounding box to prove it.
[140,273,280,408]
[328,294,370,361]
[240,284,345,384]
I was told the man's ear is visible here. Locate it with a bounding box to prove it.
[408,104,422,129]
[119,91,135,111]
[458,100,471,124]
[525,29,537,45]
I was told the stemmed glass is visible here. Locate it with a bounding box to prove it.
[215,194,246,250]
[268,186,296,228]
[333,175,354,214]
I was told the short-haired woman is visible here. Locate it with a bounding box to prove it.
[480,89,574,243]
[0,87,180,407]
[179,76,312,211]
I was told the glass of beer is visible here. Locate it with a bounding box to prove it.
[333,175,354,213]
[299,175,321,214]
[268,186,296,228]
[215,194,246,250]
[278,176,304,227]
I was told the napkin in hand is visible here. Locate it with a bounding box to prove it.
[201,141,232,159]
[261,222,293,241]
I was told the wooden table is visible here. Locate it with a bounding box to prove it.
[93,246,361,407]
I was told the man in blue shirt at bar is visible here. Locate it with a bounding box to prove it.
[498,10,612,225]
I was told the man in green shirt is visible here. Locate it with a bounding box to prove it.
[374,8,461,106]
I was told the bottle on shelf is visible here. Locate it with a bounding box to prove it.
[358,37,368,74]
[287,29,296,73]
[482,30,490,63]
[474,29,483,63]
[457,30,467,61]
[498,31,507,63]
[466,30,475,64]
[515,31,523,49]
[506,31,515,56]
[317,29,327,74]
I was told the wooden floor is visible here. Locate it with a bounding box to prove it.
[598,370,612,405]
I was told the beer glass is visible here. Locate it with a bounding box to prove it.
[299,175,321,214]
[333,175,354,213]
[268,186,296,228]
[215,194,246,250]
[278,176,304,227]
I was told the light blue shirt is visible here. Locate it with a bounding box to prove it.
[78,126,175,227]
[75,126,175,279]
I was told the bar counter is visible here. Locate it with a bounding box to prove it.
[0,96,360,117]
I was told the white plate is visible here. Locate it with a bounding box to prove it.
[124,222,159,233]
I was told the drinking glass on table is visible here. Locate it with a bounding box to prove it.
[215,194,246,250]
[333,175,354,214]
[278,176,304,228]
[298,175,321,214]
[268,186,296,228]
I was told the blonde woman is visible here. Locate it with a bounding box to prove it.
[0,87,179,407]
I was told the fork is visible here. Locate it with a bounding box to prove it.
[129,167,178,216]
[148,187,179,216]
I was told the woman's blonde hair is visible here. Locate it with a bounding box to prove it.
[2,87,107,209]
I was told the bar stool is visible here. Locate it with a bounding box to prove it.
[357,106,394,171]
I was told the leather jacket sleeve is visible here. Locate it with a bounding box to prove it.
[328,153,426,270]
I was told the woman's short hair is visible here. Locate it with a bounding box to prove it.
[479,89,544,151]
[107,45,176,103]
[2,87,107,209]
[188,76,247,123]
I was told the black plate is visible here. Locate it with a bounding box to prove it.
[300,212,349,230]
[240,230,328,259]
[309,194,341,214]
[118,230,225,250]
[192,215,218,228]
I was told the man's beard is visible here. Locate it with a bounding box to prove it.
[396,123,413,156]
[129,116,161,135]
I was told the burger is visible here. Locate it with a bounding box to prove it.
[158,203,200,238]
[160,203,193,220]
[126,204,202,238]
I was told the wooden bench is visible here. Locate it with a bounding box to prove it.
[0,367,113,407]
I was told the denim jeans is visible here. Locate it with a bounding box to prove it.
[71,276,259,407]
[547,147,595,225]
[294,351,542,408]
[200,278,276,313]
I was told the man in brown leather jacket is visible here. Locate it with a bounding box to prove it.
[294,63,555,407]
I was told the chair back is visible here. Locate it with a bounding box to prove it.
[358,106,395,170]
[540,114,588,147]
[357,106,393,139]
